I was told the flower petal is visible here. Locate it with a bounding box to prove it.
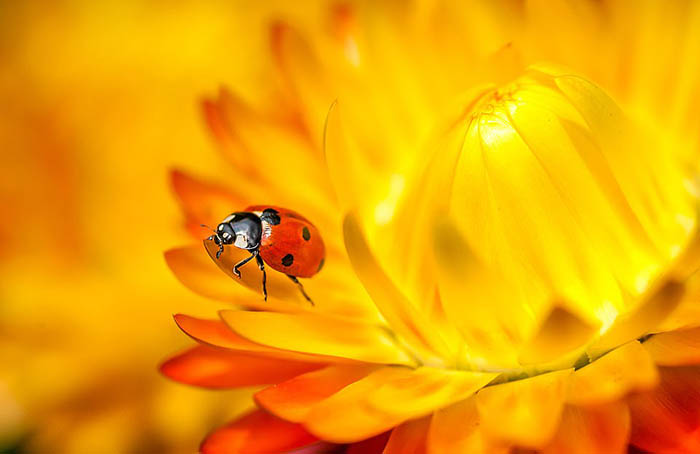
[302,367,414,443]
[628,366,700,454]
[255,365,378,422]
[160,345,322,388]
[643,327,700,366]
[220,310,415,366]
[542,402,630,454]
[170,169,246,239]
[476,369,572,448]
[345,433,391,454]
[201,410,317,454]
[568,340,658,406]
[588,280,685,358]
[303,366,494,444]
[165,245,250,303]
[383,417,430,454]
[173,314,324,362]
[367,367,497,417]
[428,397,508,454]
[518,306,598,365]
[343,212,450,363]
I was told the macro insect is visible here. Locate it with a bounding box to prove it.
[205,206,325,305]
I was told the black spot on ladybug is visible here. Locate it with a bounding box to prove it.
[281,254,294,267]
[317,258,325,272]
[261,208,281,225]
[302,226,311,241]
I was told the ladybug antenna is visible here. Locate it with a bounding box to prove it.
[201,224,225,259]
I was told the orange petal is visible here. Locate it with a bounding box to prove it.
[220,310,415,365]
[201,410,317,454]
[174,314,323,362]
[628,366,700,454]
[255,365,378,422]
[383,417,430,454]
[302,366,414,443]
[567,341,659,406]
[164,245,252,304]
[367,367,497,417]
[303,366,493,443]
[428,397,508,454]
[542,402,630,454]
[345,433,391,454]
[160,345,322,388]
[643,327,700,366]
[170,169,246,239]
[476,369,572,448]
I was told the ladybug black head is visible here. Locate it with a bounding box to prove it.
[216,222,236,245]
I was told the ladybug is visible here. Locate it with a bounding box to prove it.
[207,206,325,304]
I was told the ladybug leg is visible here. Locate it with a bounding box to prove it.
[287,275,314,306]
[232,253,255,278]
[255,252,267,301]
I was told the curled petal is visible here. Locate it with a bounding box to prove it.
[542,402,630,454]
[568,340,658,406]
[220,310,415,366]
[255,365,378,422]
[201,410,317,454]
[160,345,322,388]
[476,369,572,448]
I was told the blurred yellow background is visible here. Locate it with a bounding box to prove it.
[0,1,327,452]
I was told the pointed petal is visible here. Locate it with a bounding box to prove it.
[160,345,322,388]
[255,365,378,422]
[302,367,413,443]
[383,417,430,454]
[644,327,700,366]
[201,410,317,454]
[173,314,323,362]
[428,397,508,454]
[542,402,630,454]
[476,369,571,448]
[343,212,449,362]
[568,341,658,406]
[628,366,700,454]
[518,306,598,365]
[367,367,497,417]
[164,245,251,303]
[220,310,415,366]
[303,366,494,444]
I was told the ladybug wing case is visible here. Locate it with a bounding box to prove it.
[247,206,325,278]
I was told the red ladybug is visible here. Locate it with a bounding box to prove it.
[208,206,325,304]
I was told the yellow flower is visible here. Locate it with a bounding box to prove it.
[162,2,700,453]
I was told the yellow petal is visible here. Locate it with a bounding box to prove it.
[343,212,450,363]
[568,340,658,406]
[428,397,508,454]
[518,306,598,365]
[220,310,415,366]
[367,367,497,417]
[643,327,700,366]
[476,369,571,448]
[588,280,685,358]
